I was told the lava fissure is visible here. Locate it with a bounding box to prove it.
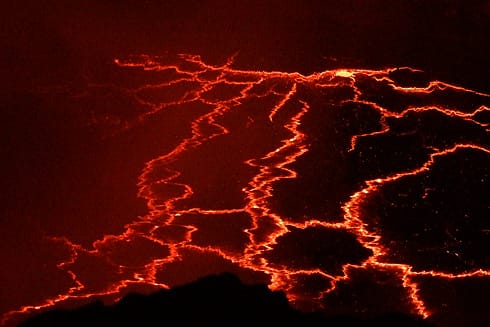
[3,54,490,327]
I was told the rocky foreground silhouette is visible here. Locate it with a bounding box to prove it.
[20,273,434,326]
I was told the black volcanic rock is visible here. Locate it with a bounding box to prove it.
[20,273,434,327]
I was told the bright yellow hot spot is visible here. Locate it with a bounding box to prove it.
[335,70,354,78]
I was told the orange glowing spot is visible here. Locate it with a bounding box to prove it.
[335,70,354,78]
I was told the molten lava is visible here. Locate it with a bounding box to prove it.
[3,54,489,326]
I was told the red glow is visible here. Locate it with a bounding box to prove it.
[3,54,490,325]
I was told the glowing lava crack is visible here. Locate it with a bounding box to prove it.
[3,54,490,326]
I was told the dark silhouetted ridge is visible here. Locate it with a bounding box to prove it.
[20,273,434,326]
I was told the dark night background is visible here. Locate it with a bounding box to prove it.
[2,0,489,92]
[1,1,489,326]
